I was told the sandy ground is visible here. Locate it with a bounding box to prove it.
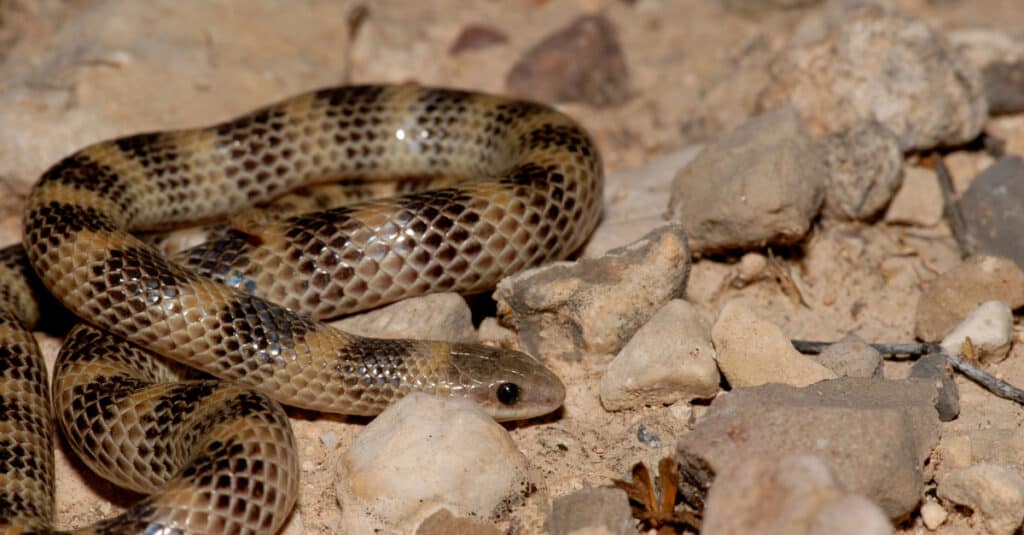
[2,0,1024,533]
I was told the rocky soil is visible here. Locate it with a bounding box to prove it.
[3,0,1024,534]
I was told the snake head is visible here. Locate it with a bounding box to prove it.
[445,342,565,421]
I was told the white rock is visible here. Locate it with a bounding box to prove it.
[737,252,768,283]
[884,166,944,227]
[938,464,1024,535]
[330,292,476,343]
[920,500,948,530]
[940,300,1014,363]
[335,393,537,533]
[711,301,836,387]
[599,300,720,411]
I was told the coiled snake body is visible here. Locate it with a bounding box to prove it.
[0,85,602,534]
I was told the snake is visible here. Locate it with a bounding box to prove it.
[0,84,603,534]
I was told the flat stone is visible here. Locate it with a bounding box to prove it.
[908,353,960,422]
[546,487,634,535]
[600,299,720,411]
[883,166,944,227]
[914,255,1024,341]
[416,509,500,535]
[668,105,825,253]
[676,378,942,518]
[711,300,836,388]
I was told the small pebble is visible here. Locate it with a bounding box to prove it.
[599,299,720,410]
[449,24,508,55]
[547,487,634,535]
[319,431,339,450]
[331,292,476,343]
[736,252,768,283]
[817,334,883,378]
[908,353,960,422]
[711,301,835,388]
[940,300,1013,363]
[920,500,948,530]
[635,425,661,448]
[938,464,1024,535]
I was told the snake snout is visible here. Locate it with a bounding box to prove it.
[447,343,565,421]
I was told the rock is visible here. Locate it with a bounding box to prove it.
[416,509,501,535]
[983,60,1024,114]
[937,464,1024,535]
[943,150,994,194]
[335,393,538,533]
[819,121,904,221]
[711,301,836,388]
[920,500,949,530]
[934,429,1024,475]
[914,255,1024,342]
[676,378,943,518]
[505,14,630,108]
[599,299,720,411]
[719,0,822,17]
[883,166,944,227]
[330,292,476,343]
[816,334,884,378]
[494,225,691,360]
[702,454,892,535]
[736,252,768,284]
[940,300,1013,363]
[546,487,634,535]
[987,115,1024,156]
[758,1,987,151]
[477,317,517,349]
[958,157,1024,269]
[584,146,702,258]
[448,24,508,55]
[668,106,825,253]
[909,353,960,422]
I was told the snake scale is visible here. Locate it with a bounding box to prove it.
[0,84,602,534]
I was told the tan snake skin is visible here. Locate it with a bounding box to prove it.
[0,84,602,534]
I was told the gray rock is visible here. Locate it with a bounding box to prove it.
[505,15,630,108]
[759,1,987,151]
[984,60,1024,115]
[547,487,634,535]
[914,255,1024,342]
[494,225,691,360]
[599,299,720,411]
[676,378,942,518]
[702,454,892,535]
[668,106,825,253]
[335,393,538,533]
[938,464,1024,535]
[817,334,884,378]
[819,121,904,221]
[959,157,1024,269]
[908,353,960,422]
[330,292,476,343]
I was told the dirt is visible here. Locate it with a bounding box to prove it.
[2,0,1024,533]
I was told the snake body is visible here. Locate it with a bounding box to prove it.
[0,85,602,534]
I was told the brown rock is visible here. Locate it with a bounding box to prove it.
[914,255,1024,341]
[449,24,508,55]
[505,14,630,108]
[676,378,942,518]
[416,509,501,535]
[494,225,690,360]
[330,292,476,343]
[546,487,633,535]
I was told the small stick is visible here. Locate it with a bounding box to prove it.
[933,154,971,258]
[791,340,941,356]
[793,338,1024,405]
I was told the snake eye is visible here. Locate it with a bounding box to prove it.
[496,382,520,406]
